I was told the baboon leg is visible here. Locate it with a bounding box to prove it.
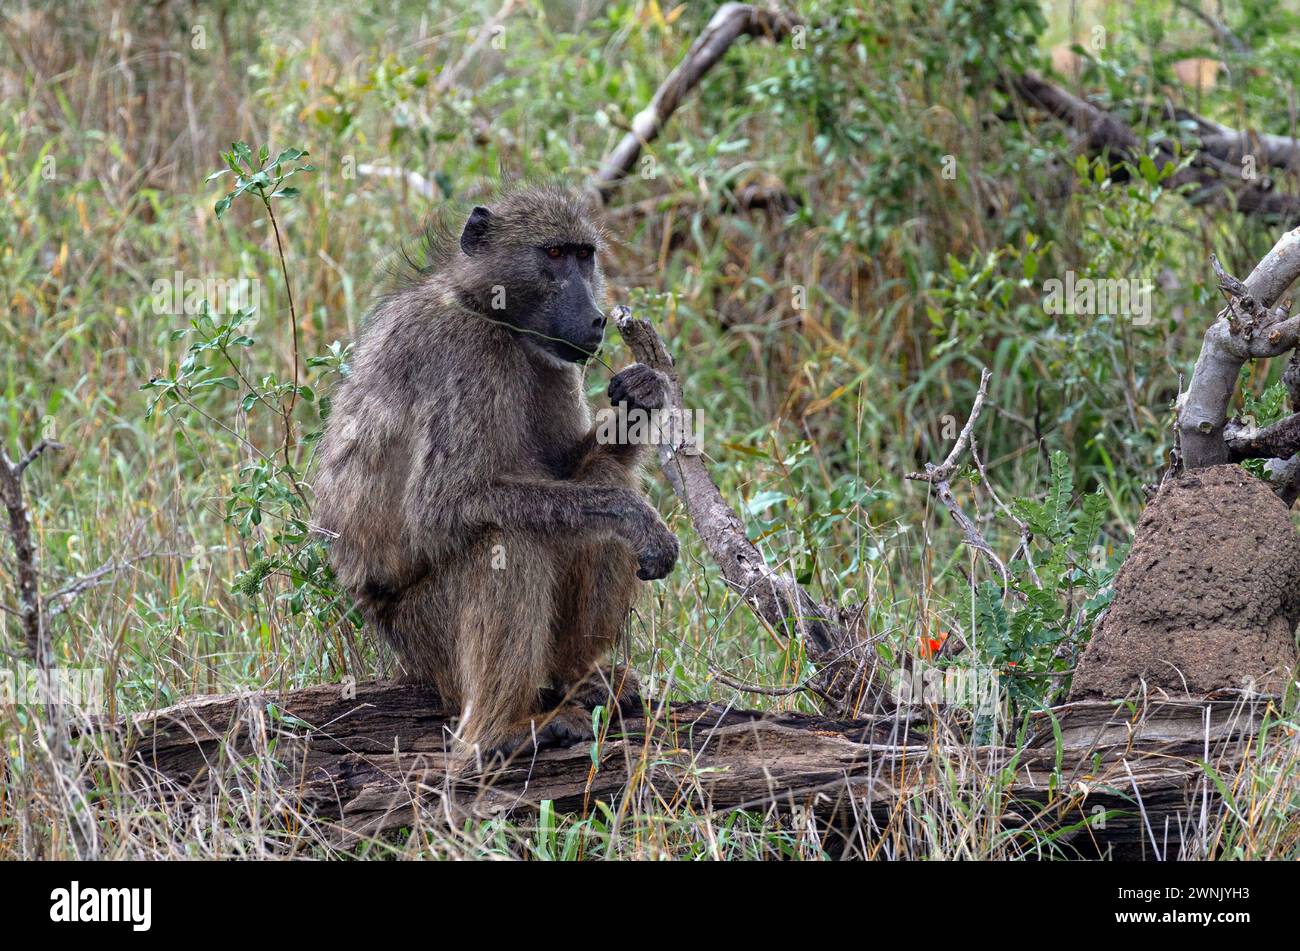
[548,539,642,714]
[548,436,646,713]
[370,575,455,690]
[450,533,592,757]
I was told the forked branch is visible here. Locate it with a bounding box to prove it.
[905,369,1010,589]
[592,4,799,201]
[1178,228,1300,483]
[613,306,884,714]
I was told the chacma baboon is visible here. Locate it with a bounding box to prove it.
[314,183,678,759]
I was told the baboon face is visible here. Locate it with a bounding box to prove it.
[457,189,607,364]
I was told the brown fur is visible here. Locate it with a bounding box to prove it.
[314,183,677,760]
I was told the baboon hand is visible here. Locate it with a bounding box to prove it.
[633,518,678,581]
[609,363,671,414]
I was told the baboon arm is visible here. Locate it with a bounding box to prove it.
[565,425,644,485]
[559,393,675,481]
[462,479,646,537]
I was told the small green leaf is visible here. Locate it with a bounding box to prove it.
[1138,154,1158,185]
[745,490,789,515]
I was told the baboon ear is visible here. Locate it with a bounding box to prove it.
[460,206,493,255]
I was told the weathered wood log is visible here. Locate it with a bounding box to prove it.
[90,681,1276,858]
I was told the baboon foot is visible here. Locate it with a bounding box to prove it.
[480,704,594,766]
[553,665,644,716]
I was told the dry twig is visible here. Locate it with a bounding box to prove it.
[905,369,1009,590]
[0,438,63,666]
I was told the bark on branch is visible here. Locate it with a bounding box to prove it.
[1198,126,1300,174]
[613,307,883,714]
[1,438,62,667]
[591,3,799,202]
[1,439,147,655]
[1224,411,1300,462]
[1178,229,1300,474]
[1008,70,1300,222]
[905,369,1010,588]
[1160,90,1300,174]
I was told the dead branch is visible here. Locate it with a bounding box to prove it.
[0,438,63,666]
[971,433,1041,588]
[13,439,62,478]
[0,436,100,856]
[1196,124,1300,173]
[612,306,884,714]
[1265,454,1300,506]
[1156,27,1296,171]
[434,0,521,95]
[1172,0,1247,54]
[1224,412,1300,462]
[1,440,151,641]
[43,552,158,620]
[1178,229,1300,473]
[591,3,799,201]
[905,369,1010,589]
[908,369,991,484]
[1008,69,1300,223]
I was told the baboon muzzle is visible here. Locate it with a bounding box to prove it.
[555,281,606,362]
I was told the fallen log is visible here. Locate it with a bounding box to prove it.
[89,681,1278,858]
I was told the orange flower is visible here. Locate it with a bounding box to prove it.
[918,631,948,659]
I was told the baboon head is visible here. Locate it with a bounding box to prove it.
[455,184,608,364]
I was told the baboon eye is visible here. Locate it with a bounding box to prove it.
[576,247,591,259]
[546,246,563,258]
